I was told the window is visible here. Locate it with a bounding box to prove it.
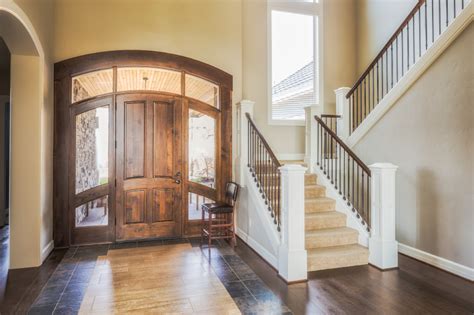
[75,106,109,194]
[185,74,220,108]
[117,67,181,94]
[72,69,113,103]
[188,110,216,188]
[269,1,320,123]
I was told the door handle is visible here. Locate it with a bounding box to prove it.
[173,172,182,184]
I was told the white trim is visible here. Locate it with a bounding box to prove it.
[236,227,278,268]
[276,153,305,161]
[399,243,474,281]
[313,164,370,247]
[41,240,54,263]
[347,3,473,148]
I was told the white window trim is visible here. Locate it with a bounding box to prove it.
[267,0,324,126]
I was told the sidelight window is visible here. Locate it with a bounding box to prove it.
[75,195,109,227]
[75,106,109,194]
[188,192,214,220]
[188,109,216,188]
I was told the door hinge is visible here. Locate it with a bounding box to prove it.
[114,178,117,187]
[115,140,117,148]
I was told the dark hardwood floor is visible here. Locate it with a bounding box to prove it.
[1,225,472,314]
[234,238,474,315]
[0,226,67,314]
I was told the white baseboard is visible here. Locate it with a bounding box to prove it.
[398,243,474,281]
[276,153,305,161]
[41,240,54,263]
[236,227,278,268]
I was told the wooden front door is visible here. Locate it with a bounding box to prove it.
[115,94,183,240]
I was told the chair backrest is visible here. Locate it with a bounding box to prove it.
[225,181,240,206]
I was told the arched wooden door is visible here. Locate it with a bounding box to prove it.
[54,51,233,246]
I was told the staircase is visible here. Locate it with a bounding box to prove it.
[282,162,369,271]
[304,173,368,271]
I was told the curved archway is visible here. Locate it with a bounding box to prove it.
[0,1,51,269]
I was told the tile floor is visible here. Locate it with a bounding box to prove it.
[29,239,291,315]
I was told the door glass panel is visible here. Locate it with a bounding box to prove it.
[185,74,219,108]
[188,192,214,220]
[75,195,109,227]
[117,67,181,94]
[72,69,113,103]
[75,106,109,194]
[188,110,216,188]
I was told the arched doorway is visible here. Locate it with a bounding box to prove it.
[0,2,51,269]
[54,51,233,247]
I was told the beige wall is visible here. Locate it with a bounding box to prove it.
[355,0,417,75]
[353,24,474,267]
[0,0,54,267]
[53,0,242,102]
[242,0,357,155]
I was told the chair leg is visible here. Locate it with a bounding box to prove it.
[231,211,236,248]
[208,213,212,257]
[200,208,205,247]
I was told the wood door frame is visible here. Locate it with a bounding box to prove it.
[54,50,233,247]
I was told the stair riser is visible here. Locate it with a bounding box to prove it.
[306,233,358,249]
[304,187,326,198]
[308,252,368,271]
[305,201,335,213]
[306,216,346,230]
[305,175,317,185]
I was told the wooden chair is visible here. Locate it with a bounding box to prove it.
[200,182,240,255]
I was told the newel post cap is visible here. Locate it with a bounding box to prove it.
[279,164,307,174]
[369,163,399,170]
[334,87,351,93]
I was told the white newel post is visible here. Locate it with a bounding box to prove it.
[369,163,399,269]
[335,87,351,141]
[278,164,308,282]
[304,105,321,173]
[236,100,254,187]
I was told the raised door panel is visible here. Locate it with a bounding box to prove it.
[125,190,146,224]
[153,101,174,178]
[125,101,146,179]
[151,188,174,222]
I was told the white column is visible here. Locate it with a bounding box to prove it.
[368,163,398,269]
[278,164,307,282]
[304,104,321,173]
[235,100,254,187]
[335,87,351,141]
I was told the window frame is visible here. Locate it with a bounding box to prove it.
[267,0,323,126]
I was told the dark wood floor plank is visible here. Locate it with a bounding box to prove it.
[234,237,474,315]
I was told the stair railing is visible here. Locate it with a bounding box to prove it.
[315,115,371,230]
[246,113,282,231]
[346,0,470,134]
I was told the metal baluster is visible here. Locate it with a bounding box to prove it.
[362,171,365,223]
[390,45,394,88]
[446,0,448,27]
[412,18,415,65]
[432,0,435,43]
[425,2,428,50]
[401,28,404,75]
[377,62,380,103]
[419,9,422,57]
[408,22,411,71]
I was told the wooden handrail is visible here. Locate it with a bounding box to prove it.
[346,0,426,98]
[246,113,281,168]
[315,115,370,175]
[321,114,341,118]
